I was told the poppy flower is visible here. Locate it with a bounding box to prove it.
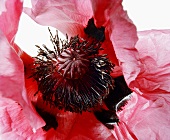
[1,0,170,140]
[23,0,137,135]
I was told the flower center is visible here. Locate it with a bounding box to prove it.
[57,48,89,79]
[32,29,114,113]
[30,18,131,130]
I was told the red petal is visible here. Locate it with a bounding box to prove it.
[0,0,23,43]
[111,66,123,78]
[24,0,93,37]
[90,0,119,27]
[67,112,116,139]
[33,98,117,139]
[100,32,119,65]
[46,111,116,139]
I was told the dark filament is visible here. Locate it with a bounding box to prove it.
[31,27,114,113]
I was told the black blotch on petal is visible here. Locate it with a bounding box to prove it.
[35,107,58,131]
[94,109,119,129]
[84,18,105,42]
[104,76,132,111]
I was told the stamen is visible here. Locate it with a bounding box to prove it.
[31,29,114,113]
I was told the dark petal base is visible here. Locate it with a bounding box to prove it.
[94,76,131,129]
[84,18,105,42]
[35,107,58,131]
[94,109,119,129]
[104,76,132,111]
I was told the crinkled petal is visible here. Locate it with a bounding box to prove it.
[108,1,139,83]
[0,0,23,43]
[117,91,170,140]
[0,98,47,140]
[24,0,93,36]
[111,30,170,139]
[91,0,138,65]
[131,30,170,94]
[111,122,137,140]
[0,31,45,130]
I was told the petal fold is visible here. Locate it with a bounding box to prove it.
[125,30,170,94]
[24,0,93,36]
[90,0,138,65]
[134,30,170,94]
[118,91,170,140]
[0,0,23,43]
[0,31,45,130]
[0,98,46,140]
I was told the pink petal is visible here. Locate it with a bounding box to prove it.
[133,30,170,94]
[123,30,170,94]
[0,0,23,43]
[113,30,170,139]
[108,2,139,84]
[24,0,93,37]
[112,122,137,140]
[91,0,138,65]
[117,91,170,139]
[0,31,45,130]
[0,98,47,140]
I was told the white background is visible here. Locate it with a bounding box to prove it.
[15,0,170,56]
